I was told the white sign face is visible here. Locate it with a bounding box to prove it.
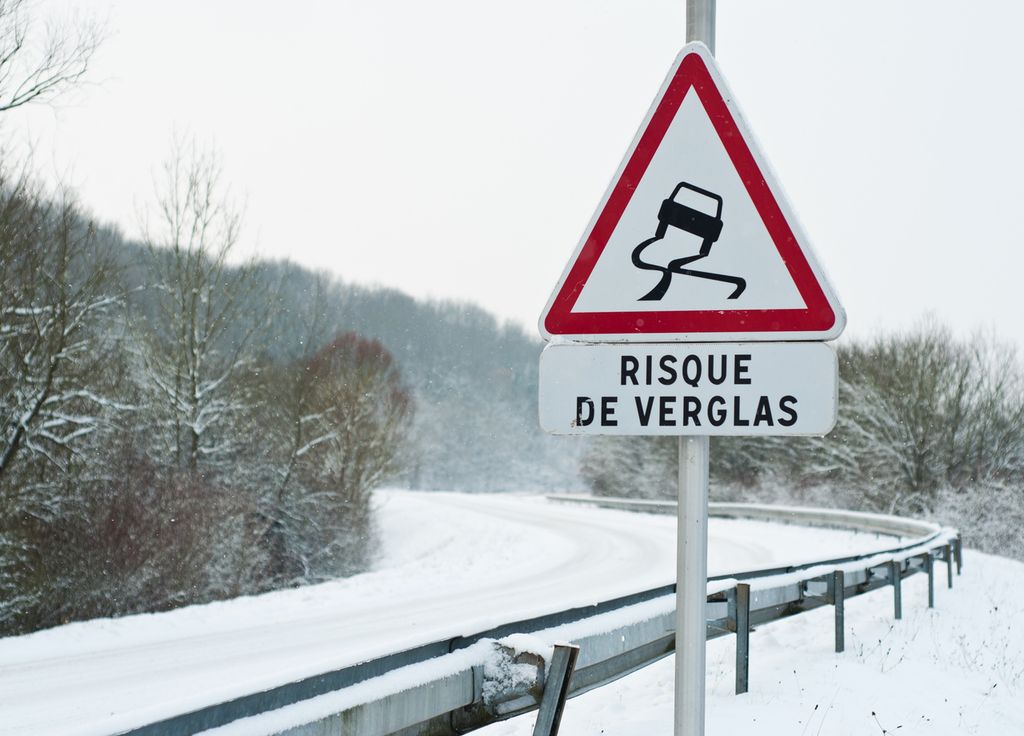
[572,92,804,315]
[539,342,837,436]
[539,43,845,343]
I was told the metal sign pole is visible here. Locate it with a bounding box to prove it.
[677,10,714,736]
[675,434,709,736]
[686,0,716,53]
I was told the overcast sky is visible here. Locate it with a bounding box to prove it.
[12,0,1024,349]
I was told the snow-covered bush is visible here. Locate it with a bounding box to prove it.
[795,324,1024,514]
[933,482,1024,561]
[0,454,250,632]
[242,332,414,588]
[580,436,677,499]
[579,323,1024,560]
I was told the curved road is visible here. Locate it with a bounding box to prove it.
[0,492,897,736]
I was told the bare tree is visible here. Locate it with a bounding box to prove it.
[304,334,412,496]
[772,324,1024,514]
[137,137,259,476]
[0,0,109,488]
[0,170,119,488]
[268,332,413,582]
[240,278,331,585]
[0,0,103,113]
[579,324,1024,521]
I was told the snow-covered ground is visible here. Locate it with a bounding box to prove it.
[482,549,1024,736]
[0,491,935,735]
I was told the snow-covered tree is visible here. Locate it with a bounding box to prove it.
[580,436,676,500]
[579,324,1024,522]
[251,332,413,583]
[0,175,120,490]
[135,138,260,477]
[795,324,1024,513]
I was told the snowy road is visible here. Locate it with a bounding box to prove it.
[0,491,901,736]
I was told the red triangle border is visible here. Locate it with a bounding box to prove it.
[542,49,838,338]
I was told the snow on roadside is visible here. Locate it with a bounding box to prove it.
[0,491,937,736]
[481,549,1024,736]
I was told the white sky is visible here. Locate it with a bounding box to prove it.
[11,0,1024,349]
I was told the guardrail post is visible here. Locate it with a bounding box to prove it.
[532,644,580,736]
[944,544,954,589]
[954,535,963,574]
[734,583,750,695]
[830,571,845,653]
[889,560,902,620]
[925,552,935,608]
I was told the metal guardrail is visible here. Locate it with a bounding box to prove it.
[548,495,945,540]
[120,498,962,736]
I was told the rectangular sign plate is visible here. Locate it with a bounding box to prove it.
[539,342,837,436]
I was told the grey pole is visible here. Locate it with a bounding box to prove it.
[678,5,714,735]
[686,0,716,54]
[676,434,710,736]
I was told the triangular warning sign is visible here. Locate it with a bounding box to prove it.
[540,43,845,342]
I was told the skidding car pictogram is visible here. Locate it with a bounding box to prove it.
[630,181,746,301]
